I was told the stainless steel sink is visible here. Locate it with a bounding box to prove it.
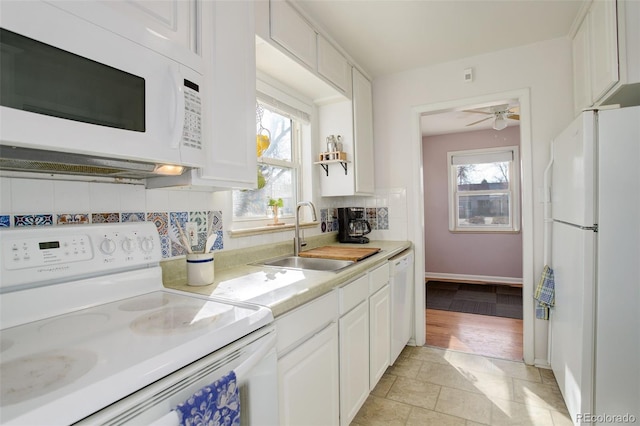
[256,256,354,272]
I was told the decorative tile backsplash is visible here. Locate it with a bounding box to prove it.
[319,206,389,233]
[0,210,224,259]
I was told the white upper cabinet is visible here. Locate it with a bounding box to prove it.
[200,0,256,189]
[317,68,375,197]
[352,68,375,195]
[573,0,640,113]
[572,16,592,115]
[52,0,201,71]
[588,0,619,102]
[270,0,317,70]
[146,0,256,190]
[317,35,352,96]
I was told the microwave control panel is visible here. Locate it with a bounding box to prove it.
[182,79,202,151]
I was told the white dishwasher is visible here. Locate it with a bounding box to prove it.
[389,249,414,365]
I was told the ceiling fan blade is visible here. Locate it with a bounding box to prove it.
[462,109,493,115]
[466,116,493,126]
[507,114,520,121]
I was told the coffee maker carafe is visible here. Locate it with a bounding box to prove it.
[338,207,372,244]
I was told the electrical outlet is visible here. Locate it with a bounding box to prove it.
[186,222,198,246]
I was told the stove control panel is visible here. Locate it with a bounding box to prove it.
[0,222,162,289]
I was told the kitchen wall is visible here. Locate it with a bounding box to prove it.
[423,126,523,280]
[372,37,574,364]
[0,174,407,257]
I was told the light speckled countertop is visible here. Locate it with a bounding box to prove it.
[162,238,412,317]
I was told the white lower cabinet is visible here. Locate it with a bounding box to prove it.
[278,322,339,426]
[276,291,339,426]
[276,262,392,426]
[339,300,369,426]
[369,284,391,390]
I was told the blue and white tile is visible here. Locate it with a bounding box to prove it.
[14,214,54,227]
[211,230,224,251]
[208,210,223,232]
[189,211,208,233]
[169,212,189,257]
[377,207,389,230]
[122,212,145,223]
[160,236,171,259]
[0,215,11,227]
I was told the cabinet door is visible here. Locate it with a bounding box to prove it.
[199,0,257,189]
[100,0,196,52]
[589,0,619,102]
[270,0,317,69]
[369,285,391,390]
[573,17,592,114]
[278,322,339,426]
[339,301,370,426]
[352,68,375,195]
[56,1,200,70]
[317,35,352,96]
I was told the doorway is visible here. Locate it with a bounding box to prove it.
[410,89,535,364]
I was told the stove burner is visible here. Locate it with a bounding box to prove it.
[130,305,225,336]
[38,314,110,335]
[118,294,171,312]
[0,349,97,406]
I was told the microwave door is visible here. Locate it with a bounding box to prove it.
[0,1,204,169]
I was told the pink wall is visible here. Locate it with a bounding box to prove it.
[423,126,523,278]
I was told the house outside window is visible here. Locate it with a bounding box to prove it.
[447,146,520,232]
[232,101,301,223]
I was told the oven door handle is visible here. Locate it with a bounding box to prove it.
[149,331,277,426]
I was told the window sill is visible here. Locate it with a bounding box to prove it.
[228,221,320,238]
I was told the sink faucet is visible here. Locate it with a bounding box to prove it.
[294,201,317,256]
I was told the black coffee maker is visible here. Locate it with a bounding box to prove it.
[337,207,372,244]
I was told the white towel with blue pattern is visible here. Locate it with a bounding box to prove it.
[175,370,240,426]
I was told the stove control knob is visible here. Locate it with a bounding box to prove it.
[99,238,117,255]
[140,236,155,253]
[121,237,136,253]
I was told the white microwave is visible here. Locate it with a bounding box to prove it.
[0,1,204,175]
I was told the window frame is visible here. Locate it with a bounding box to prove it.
[447,146,521,233]
[231,100,302,226]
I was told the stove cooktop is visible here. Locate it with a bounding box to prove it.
[0,289,272,425]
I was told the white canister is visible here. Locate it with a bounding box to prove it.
[186,253,214,286]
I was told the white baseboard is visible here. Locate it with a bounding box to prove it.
[425,272,523,285]
[534,358,551,369]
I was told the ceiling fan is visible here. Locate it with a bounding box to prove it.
[464,104,520,130]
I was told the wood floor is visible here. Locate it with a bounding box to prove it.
[426,308,523,361]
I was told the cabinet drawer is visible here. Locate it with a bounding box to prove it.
[369,262,390,294]
[338,275,368,315]
[276,290,338,355]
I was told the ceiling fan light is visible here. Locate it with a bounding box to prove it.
[493,113,508,131]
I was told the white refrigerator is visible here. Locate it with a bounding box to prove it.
[550,105,639,425]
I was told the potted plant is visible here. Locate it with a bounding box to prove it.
[268,198,284,225]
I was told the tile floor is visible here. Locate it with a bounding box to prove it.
[351,345,572,426]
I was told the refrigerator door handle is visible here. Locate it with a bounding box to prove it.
[553,219,598,232]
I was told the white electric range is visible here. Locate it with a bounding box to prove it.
[0,222,277,425]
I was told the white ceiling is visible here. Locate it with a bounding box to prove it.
[268,0,586,136]
[292,0,586,79]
